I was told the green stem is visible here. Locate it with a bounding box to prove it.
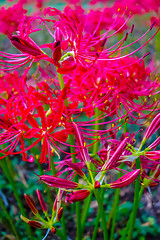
[93,107,100,155]
[120,185,144,240]
[120,158,142,240]
[92,188,105,240]
[126,185,143,240]
[126,158,141,240]
[0,158,34,240]
[93,189,108,240]
[0,196,21,240]
[81,192,93,235]
[92,209,101,240]
[75,201,82,240]
[109,188,120,240]
[34,156,53,209]
[109,167,123,240]
[60,213,68,240]
[69,136,82,240]
[50,153,57,176]
[56,228,67,239]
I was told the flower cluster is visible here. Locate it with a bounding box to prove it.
[0,1,159,239]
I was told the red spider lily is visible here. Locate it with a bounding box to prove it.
[108,169,140,189]
[63,56,160,120]
[0,16,54,73]
[0,81,72,167]
[0,2,27,35]
[44,7,159,72]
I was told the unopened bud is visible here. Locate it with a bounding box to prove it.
[28,220,43,229]
[24,194,38,215]
[94,181,100,188]
[36,189,47,212]
[51,227,56,234]
[57,207,63,221]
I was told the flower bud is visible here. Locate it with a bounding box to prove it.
[66,190,90,203]
[142,113,160,143]
[94,181,100,188]
[40,175,78,189]
[56,207,63,221]
[65,160,85,177]
[10,35,44,56]
[109,169,140,189]
[28,220,43,229]
[24,194,38,215]
[145,151,160,160]
[103,138,128,170]
[53,41,62,62]
[72,122,90,164]
[51,227,56,234]
[148,137,160,149]
[36,189,47,212]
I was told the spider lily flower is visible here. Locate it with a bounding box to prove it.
[142,113,160,144]
[0,34,46,71]
[0,2,27,35]
[44,7,159,71]
[0,16,54,73]
[107,169,140,189]
[0,81,73,167]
